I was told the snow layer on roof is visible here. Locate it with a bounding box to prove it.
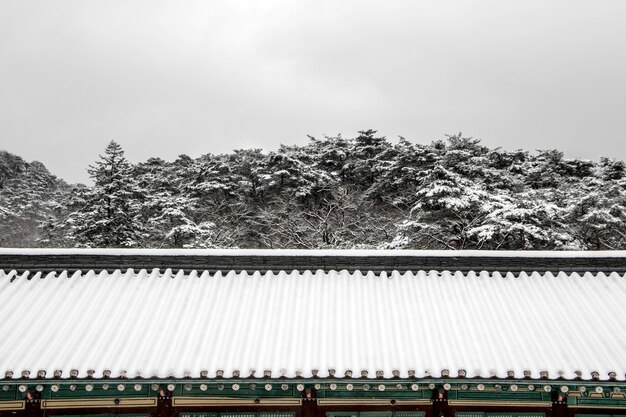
[0,269,624,380]
[1,248,626,258]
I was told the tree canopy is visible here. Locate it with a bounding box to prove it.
[1,132,625,249]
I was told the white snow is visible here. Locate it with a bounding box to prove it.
[0,268,624,380]
[1,248,626,258]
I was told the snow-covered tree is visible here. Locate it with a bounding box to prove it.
[256,187,400,249]
[566,177,626,249]
[150,199,217,248]
[389,164,488,249]
[468,195,579,250]
[306,134,352,182]
[599,157,625,181]
[0,151,70,247]
[3,131,626,250]
[68,141,146,247]
[267,145,334,198]
[440,133,490,179]
[366,138,439,207]
[346,129,393,189]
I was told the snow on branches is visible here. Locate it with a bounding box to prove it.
[2,132,625,249]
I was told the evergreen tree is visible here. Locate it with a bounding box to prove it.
[441,133,490,179]
[347,129,392,188]
[389,164,488,249]
[367,137,439,207]
[566,176,626,249]
[148,196,217,248]
[3,131,626,250]
[468,194,578,250]
[306,134,352,182]
[0,151,70,247]
[68,141,145,247]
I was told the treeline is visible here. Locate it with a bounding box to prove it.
[1,131,625,250]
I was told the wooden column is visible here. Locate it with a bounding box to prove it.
[431,387,449,417]
[552,391,568,417]
[156,387,174,417]
[23,391,41,417]
[302,397,319,417]
[301,385,320,417]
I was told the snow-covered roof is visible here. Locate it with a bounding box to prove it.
[0,268,624,381]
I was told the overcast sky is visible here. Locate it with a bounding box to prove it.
[1,0,625,184]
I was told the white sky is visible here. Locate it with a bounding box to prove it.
[1,0,625,184]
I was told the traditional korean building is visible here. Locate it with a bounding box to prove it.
[0,249,625,417]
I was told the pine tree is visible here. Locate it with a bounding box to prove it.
[566,176,626,249]
[389,164,488,249]
[3,130,626,250]
[348,129,391,188]
[468,194,579,250]
[68,141,145,247]
[150,197,217,248]
[367,138,439,207]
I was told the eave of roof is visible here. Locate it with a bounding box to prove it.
[1,377,626,410]
[1,249,625,274]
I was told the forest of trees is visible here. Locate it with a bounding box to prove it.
[1,131,625,250]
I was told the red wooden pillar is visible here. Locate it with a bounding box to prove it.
[23,391,41,417]
[432,387,449,417]
[552,391,568,417]
[301,385,320,417]
[302,397,319,417]
[156,387,174,417]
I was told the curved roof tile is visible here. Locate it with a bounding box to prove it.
[0,269,624,380]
